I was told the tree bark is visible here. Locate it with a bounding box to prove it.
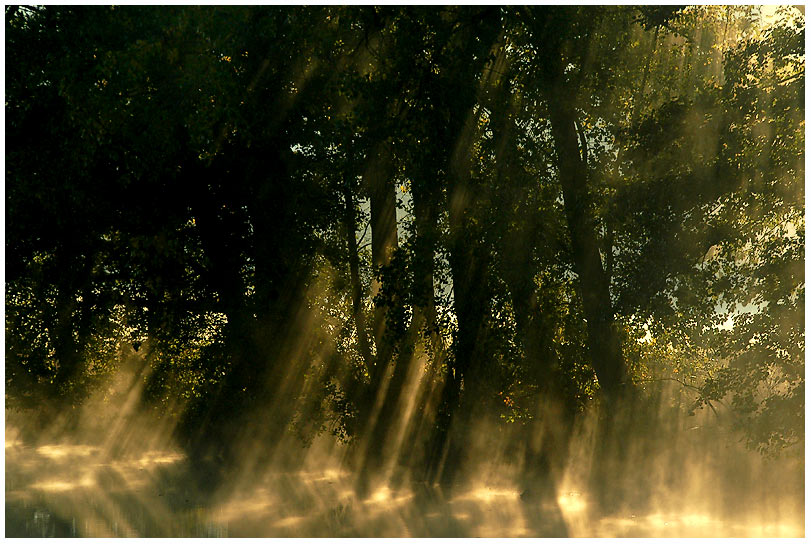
[365,140,399,391]
[343,173,374,371]
[546,100,627,399]
[422,12,504,488]
[544,68,633,515]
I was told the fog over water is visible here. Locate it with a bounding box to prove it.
[5,362,803,538]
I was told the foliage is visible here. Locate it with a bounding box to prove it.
[5,6,803,466]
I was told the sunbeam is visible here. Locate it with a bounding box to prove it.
[6,5,803,538]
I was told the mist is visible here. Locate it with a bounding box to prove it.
[6,363,803,537]
[6,5,804,538]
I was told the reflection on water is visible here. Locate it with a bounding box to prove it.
[5,432,804,538]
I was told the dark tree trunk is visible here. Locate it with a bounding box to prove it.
[365,141,399,391]
[349,136,405,496]
[544,73,633,514]
[421,11,504,488]
[246,143,312,447]
[358,171,443,490]
[487,74,570,533]
[546,100,627,399]
[51,248,96,403]
[389,167,448,488]
[343,174,374,371]
[428,105,492,490]
[182,159,255,463]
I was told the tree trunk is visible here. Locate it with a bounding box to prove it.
[358,167,444,490]
[349,137,404,495]
[545,78,633,515]
[426,103,494,490]
[421,13,504,488]
[182,160,254,463]
[546,100,627,399]
[342,174,374,371]
[365,141,399,385]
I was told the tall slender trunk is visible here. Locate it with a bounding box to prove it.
[422,13,504,487]
[350,138,403,496]
[546,100,627,398]
[388,170,449,487]
[358,171,442,490]
[343,175,374,371]
[51,248,94,401]
[486,72,570,532]
[425,104,493,489]
[247,143,313,450]
[183,160,254,461]
[544,72,633,513]
[365,141,399,390]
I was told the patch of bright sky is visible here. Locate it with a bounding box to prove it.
[759,5,804,25]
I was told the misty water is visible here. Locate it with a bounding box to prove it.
[6,407,803,538]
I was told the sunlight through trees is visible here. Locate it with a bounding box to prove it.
[5,5,804,537]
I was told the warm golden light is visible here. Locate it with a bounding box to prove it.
[5,4,803,538]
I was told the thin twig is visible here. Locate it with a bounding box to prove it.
[358,218,371,244]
